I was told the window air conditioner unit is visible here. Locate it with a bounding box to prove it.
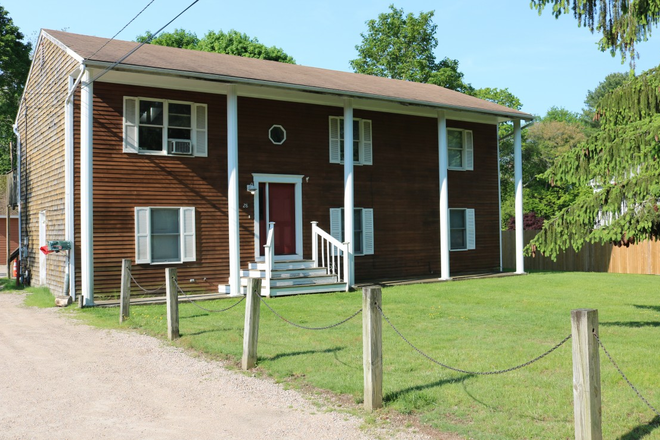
[168,139,193,155]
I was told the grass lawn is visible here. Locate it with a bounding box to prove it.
[69,272,660,439]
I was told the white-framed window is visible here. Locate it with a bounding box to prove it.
[447,128,474,171]
[135,207,196,264]
[123,97,208,157]
[329,208,374,256]
[329,116,373,165]
[449,208,476,251]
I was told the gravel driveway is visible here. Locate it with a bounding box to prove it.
[0,292,449,440]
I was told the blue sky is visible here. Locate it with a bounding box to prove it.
[5,0,660,117]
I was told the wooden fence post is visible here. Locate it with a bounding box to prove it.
[119,259,131,323]
[242,278,262,370]
[363,285,383,412]
[571,309,602,440]
[166,267,179,340]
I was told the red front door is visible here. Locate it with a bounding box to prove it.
[259,182,296,256]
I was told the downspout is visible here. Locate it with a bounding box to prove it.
[63,64,84,298]
[497,125,502,272]
[12,123,22,272]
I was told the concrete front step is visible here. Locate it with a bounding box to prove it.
[218,282,347,297]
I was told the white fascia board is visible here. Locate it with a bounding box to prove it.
[88,62,528,125]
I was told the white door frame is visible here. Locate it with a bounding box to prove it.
[39,210,47,285]
[252,173,303,261]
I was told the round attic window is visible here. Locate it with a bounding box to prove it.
[269,125,286,145]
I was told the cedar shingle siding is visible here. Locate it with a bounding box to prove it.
[15,37,78,294]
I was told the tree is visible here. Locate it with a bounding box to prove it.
[0,6,31,173]
[530,0,660,64]
[197,30,295,63]
[135,29,295,64]
[582,72,629,126]
[529,66,660,259]
[136,28,199,49]
[350,5,472,93]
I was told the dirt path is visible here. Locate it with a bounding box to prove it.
[0,292,442,440]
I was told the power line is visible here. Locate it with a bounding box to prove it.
[88,0,157,60]
[90,0,200,84]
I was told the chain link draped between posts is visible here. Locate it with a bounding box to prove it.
[258,295,362,330]
[129,272,166,295]
[174,280,245,313]
[594,332,660,417]
[378,304,571,375]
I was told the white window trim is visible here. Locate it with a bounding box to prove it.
[329,207,374,256]
[135,207,196,265]
[447,128,474,171]
[123,96,208,157]
[449,208,476,251]
[329,116,373,166]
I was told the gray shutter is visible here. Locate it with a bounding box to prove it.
[329,117,341,164]
[363,208,374,255]
[181,207,196,262]
[330,208,342,241]
[465,130,474,171]
[466,208,476,250]
[135,207,150,264]
[193,104,208,157]
[361,119,373,165]
[124,97,138,153]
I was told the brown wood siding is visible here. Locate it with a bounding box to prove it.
[238,98,501,281]
[15,37,78,294]
[83,83,228,298]
[78,84,499,297]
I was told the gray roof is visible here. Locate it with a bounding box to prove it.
[44,29,532,121]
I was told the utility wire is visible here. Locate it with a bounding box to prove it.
[88,0,157,60]
[91,0,200,84]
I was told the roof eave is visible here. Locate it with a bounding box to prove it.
[85,60,533,123]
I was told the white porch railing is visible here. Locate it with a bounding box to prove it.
[311,221,349,291]
[263,222,275,297]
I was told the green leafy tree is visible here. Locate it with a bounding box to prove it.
[136,28,199,49]
[582,72,629,126]
[350,5,472,93]
[136,29,295,64]
[197,30,295,63]
[0,6,31,173]
[530,0,660,64]
[530,66,660,259]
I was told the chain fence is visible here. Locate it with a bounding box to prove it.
[174,280,245,313]
[594,332,660,417]
[129,272,166,295]
[378,304,571,375]
[258,295,362,330]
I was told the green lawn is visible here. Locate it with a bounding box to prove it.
[71,272,660,440]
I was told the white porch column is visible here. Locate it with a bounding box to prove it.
[65,74,76,299]
[344,99,355,286]
[514,119,525,274]
[227,85,241,295]
[80,69,94,305]
[438,110,450,280]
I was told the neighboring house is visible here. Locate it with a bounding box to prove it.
[0,190,19,273]
[14,30,531,304]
